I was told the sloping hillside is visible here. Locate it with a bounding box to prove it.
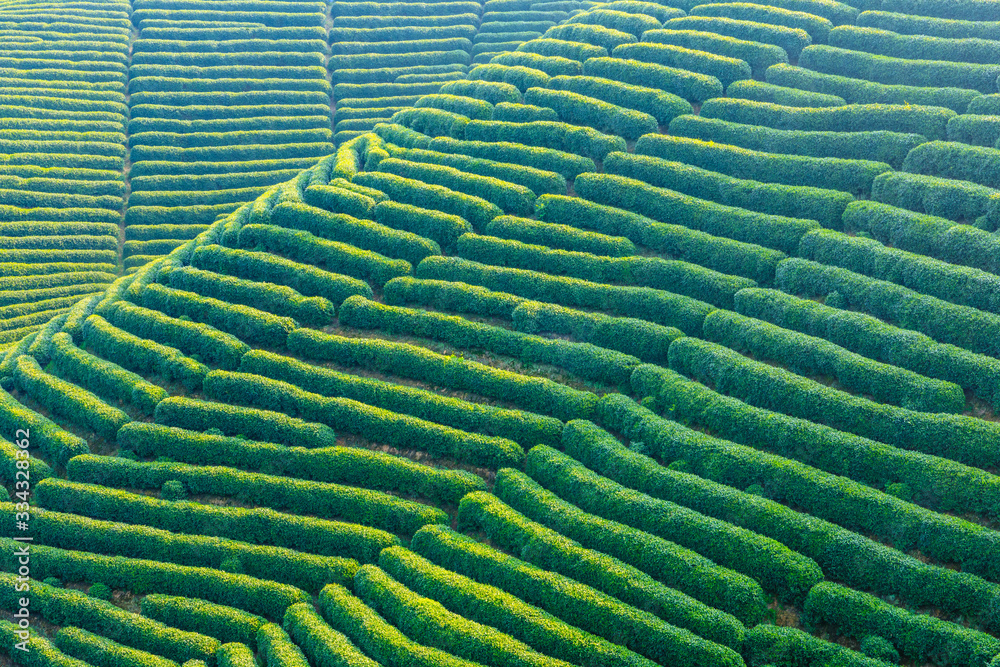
[3,0,1000,666]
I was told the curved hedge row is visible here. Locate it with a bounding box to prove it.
[880,0,1000,22]
[273,200,441,266]
[547,74,691,124]
[117,422,485,505]
[634,361,1000,562]
[798,228,1000,315]
[50,332,166,415]
[510,300,683,364]
[282,602,376,667]
[68,454,447,536]
[386,146,566,198]
[140,283,297,348]
[343,290,639,388]
[0,540,310,622]
[439,78,521,104]
[524,87,657,140]
[903,141,1000,191]
[13,355,129,441]
[671,114,924,169]
[370,200,471,252]
[776,258,1000,359]
[467,63,551,92]
[689,2,833,42]
[415,93,494,120]
[856,10,1000,40]
[458,490,748,650]
[605,150,853,229]
[566,7,670,36]
[408,526,745,667]
[670,332,1000,467]
[377,156,535,215]
[318,581,484,667]
[846,199,1000,274]
[418,254,713,340]
[354,564,576,667]
[237,223,412,288]
[353,168,503,230]
[493,467,767,625]
[642,28,787,74]
[379,545,657,667]
[425,135,596,179]
[592,400,1000,616]
[575,171,819,254]
[54,626,179,667]
[636,133,891,196]
[543,22,636,51]
[613,41,750,88]
[464,119,626,162]
[536,194,786,285]
[663,15,812,58]
[485,215,635,257]
[162,265,335,326]
[0,575,219,664]
[525,438,823,603]
[34,478,397,564]
[8,503,353,595]
[258,622,310,667]
[455,232,753,310]
[517,36,609,62]
[143,596,264,649]
[287,327,598,421]
[491,50,583,77]
[699,95,953,140]
[109,301,249,370]
[242,346,560,449]
[82,314,207,391]
[583,56,723,103]
[154,396,337,450]
[744,625,890,667]
[703,309,964,413]
[804,582,1000,665]
[190,244,372,305]
[227,356,507,453]
[799,44,1000,94]
[764,63,980,112]
[381,276,681,363]
[830,24,1000,65]
[870,171,1000,229]
[735,287,1000,409]
[390,106,470,139]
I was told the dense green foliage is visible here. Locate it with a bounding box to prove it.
[3,5,999,667]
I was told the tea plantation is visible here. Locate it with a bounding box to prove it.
[2,0,1000,665]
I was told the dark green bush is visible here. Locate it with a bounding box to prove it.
[117,422,485,505]
[575,171,820,254]
[804,582,1000,665]
[765,63,979,112]
[605,150,854,228]
[671,114,923,169]
[536,194,786,284]
[458,489,747,649]
[637,133,891,196]
[800,44,1000,94]
[584,56,723,103]
[664,15,812,58]
[690,2,833,42]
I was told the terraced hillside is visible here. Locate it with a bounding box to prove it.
[0,0,581,340]
[4,0,1000,666]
